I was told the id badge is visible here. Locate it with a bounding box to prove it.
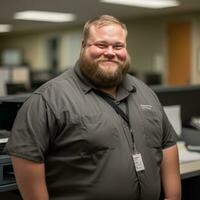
[132,153,145,172]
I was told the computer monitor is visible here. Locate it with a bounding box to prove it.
[11,66,30,86]
[152,85,200,126]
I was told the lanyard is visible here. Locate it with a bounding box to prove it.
[94,89,144,195]
[94,89,137,150]
[94,90,129,126]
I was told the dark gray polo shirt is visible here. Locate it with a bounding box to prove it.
[5,61,177,200]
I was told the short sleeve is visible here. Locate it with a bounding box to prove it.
[161,108,178,149]
[4,94,57,162]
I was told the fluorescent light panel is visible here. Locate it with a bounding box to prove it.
[101,0,179,9]
[0,24,12,32]
[14,11,76,22]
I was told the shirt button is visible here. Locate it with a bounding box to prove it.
[115,101,120,105]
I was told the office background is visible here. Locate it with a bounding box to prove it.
[0,0,200,90]
[1,1,200,199]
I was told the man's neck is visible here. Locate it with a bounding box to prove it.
[99,87,117,98]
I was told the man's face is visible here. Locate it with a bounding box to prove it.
[80,24,130,89]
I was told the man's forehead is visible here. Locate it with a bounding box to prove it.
[90,23,123,32]
[89,24,126,39]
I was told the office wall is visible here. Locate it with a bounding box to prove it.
[0,13,200,85]
[0,19,166,79]
[127,19,166,80]
[192,16,200,84]
[0,30,82,72]
[127,14,200,85]
[167,21,191,85]
[59,30,82,71]
[0,34,48,70]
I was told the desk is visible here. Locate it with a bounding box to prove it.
[0,157,200,200]
[179,160,200,200]
[0,155,17,192]
[180,160,200,179]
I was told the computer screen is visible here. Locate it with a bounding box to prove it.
[11,66,30,85]
[152,85,200,126]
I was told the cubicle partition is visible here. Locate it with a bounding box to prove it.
[152,85,200,126]
[152,85,200,200]
[0,94,30,195]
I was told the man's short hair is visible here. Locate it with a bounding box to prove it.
[82,15,128,43]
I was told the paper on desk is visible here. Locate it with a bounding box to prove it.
[0,138,8,144]
[178,142,200,163]
[164,105,182,137]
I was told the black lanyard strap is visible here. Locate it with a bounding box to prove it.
[94,90,129,126]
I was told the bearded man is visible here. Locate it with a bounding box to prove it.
[5,15,181,200]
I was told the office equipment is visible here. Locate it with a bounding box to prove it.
[0,94,30,193]
[144,72,162,85]
[30,70,59,90]
[153,85,200,199]
[0,68,10,96]
[180,160,200,200]
[0,155,16,192]
[6,83,28,95]
[0,95,27,131]
[0,130,9,154]
[152,85,200,127]
[1,49,22,66]
[182,128,200,151]
[163,105,182,136]
[0,66,30,96]
[178,141,200,163]
[152,85,200,147]
[11,66,30,86]
[190,116,200,130]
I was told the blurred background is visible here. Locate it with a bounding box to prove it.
[1,2,200,199]
[0,0,200,95]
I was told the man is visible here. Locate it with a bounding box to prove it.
[5,15,181,200]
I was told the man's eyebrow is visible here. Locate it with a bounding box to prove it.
[95,41,125,44]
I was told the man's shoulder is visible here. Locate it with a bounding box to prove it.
[126,74,159,101]
[126,74,151,91]
[34,68,77,95]
[26,67,84,114]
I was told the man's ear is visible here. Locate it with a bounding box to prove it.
[82,40,86,48]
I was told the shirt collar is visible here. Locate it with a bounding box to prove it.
[116,76,136,101]
[74,60,136,98]
[74,60,94,93]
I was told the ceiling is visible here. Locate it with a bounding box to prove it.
[1,0,200,34]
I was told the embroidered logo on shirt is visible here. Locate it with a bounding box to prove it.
[140,104,152,110]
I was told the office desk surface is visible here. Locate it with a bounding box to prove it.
[180,160,200,179]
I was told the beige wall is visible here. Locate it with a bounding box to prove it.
[0,29,82,71]
[192,16,200,84]
[1,13,200,85]
[59,30,82,70]
[127,19,167,81]
[0,34,48,70]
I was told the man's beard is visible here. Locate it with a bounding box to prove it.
[79,53,130,89]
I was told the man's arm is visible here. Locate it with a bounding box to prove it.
[161,144,181,200]
[11,156,49,200]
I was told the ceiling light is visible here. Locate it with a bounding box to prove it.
[0,24,12,32]
[101,0,179,9]
[14,11,76,22]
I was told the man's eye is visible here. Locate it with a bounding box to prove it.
[96,43,107,49]
[113,45,124,50]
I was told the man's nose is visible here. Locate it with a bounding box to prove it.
[104,46,115,58]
